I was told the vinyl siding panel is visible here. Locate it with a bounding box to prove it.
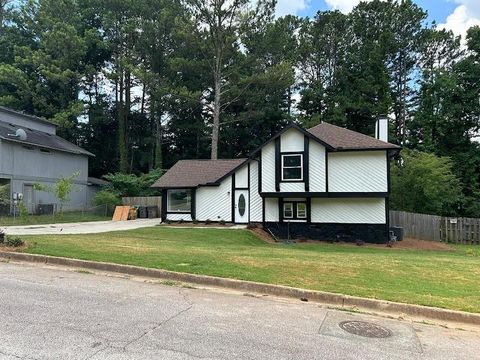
[167,213,193,221]
[311,198,386,224]
[249,161,262,222]
[265,198,279,222]
[261,142,275,192]
[328,151,387,192]
[235,164,248,188]
[280,128,304,152]
[196,177,232,222]
[309,141,326,192]
[279,182,305,192]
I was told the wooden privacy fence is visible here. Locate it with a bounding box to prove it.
[122,196,162,213]
[390,210,480,244]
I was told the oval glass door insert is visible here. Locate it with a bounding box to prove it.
[238,194,246,216]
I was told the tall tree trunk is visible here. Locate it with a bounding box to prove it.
[155,116,162,169]
[118,68,128,173]
[211,61,221,160]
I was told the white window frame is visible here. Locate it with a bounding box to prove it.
[167,189,192,213]
[296,203,307,219]
[283,202,294,219]
[281,154,303,181]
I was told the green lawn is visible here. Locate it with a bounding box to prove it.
[0,211,110,226]
[15,227,480,313]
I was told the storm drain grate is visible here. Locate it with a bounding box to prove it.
[338,321,392,338]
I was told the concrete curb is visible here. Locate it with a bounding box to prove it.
[1,251,479,326]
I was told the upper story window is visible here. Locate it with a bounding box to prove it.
[281,154,303,181]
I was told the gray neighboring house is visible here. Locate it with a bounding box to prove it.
[0,106,99,214]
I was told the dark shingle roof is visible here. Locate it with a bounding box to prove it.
[152,159,246,188]
[0,120,94,156]
[307,122,400,150]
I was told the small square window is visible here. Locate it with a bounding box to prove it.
[297,203,306,218]
[283,202,293,218]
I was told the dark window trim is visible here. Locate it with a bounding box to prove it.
[282,200,307,221]
[166,189,193,213]
[281,153,304,182]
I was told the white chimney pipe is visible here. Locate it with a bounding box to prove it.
[375,116,389,142]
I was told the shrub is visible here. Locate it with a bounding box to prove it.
[219,219,226,225]
[0,229,5,243]
[5,237,24,247]
[192,219,198,224]
[19,201,29,223]
[93,189,122,212]
[205,219,211,225]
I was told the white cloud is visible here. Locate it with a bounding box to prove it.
[275,0,310,17]
[439,1,480,42]
[324,0,366,13]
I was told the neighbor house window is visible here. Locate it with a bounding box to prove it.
[283,201,307,220]
[281,154,303,181]
[167,189,191,212]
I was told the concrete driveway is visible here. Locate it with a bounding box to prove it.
[1,262,479,360]
[1,218,160,235]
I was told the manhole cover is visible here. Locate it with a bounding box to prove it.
[339,321,392,338]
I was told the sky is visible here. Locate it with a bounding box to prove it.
[275,0,480,41]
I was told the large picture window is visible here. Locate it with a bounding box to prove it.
[282,154,303,181]
[167,189,191,213]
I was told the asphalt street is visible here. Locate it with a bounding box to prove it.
[0,262,479,359]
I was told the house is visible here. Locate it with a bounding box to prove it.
[0,106,98,214]
[152,118,401,243]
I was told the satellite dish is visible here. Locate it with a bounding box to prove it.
[15,128,27,141]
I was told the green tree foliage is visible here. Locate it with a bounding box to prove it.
[0,1,479,217]
[102,168,163,197]
[34,171,80,213]
[391,150,463,216]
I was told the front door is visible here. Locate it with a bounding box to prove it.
[234,190,248,223]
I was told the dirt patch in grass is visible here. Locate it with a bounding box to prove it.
[249,228,275,244]
[391,238,453,251]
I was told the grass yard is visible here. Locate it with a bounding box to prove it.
[0,211,110,226]
[15,227,480,313]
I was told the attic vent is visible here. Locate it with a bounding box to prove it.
[40,149,51,154]
[8,123,15,127]
[23,145,34,151]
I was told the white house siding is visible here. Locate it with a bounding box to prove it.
[261,141,275,192]
[264,198,279,222]
[195,176,232,222]
[311,198,386,224]
[249,161,262,222]
[328,151,387,193]
[279,182,305,192]
[280,128,304,152]
[235,164,248,188]
[309,140,326,192]
[167,213,193,221]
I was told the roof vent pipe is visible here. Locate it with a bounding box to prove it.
[375,116,389,142]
